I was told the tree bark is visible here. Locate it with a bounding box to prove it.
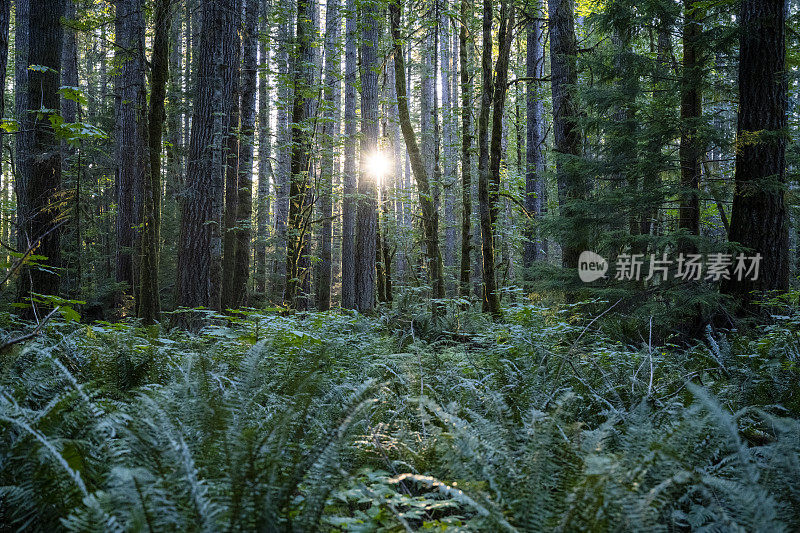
[15,0,63,311]
[255,0,272,295]
[355,0,381,313]
[722,0,789,305]
[477,0,500,316]
[114,0,147,310]
[176,0,237,321]
[390,0,446,315]
[548,0,584,270]
[0,0,8,122]
[523,2,545,272]
[458,0,472,298]
[230,0,260,308]
[315,0,341,311]
[284,0,316,310]
[678,0,703,251]
[341,0,357,309]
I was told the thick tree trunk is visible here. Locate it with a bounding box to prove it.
[678,0,703,251]
[390,0,446,315]
[255,0,272,295]
[722,0,789,306]
[15,0,63,312]
[355,0,380,313]
[284,0,315,310]
[341,0,357,309]
[315,0,340,311]
[458,0,472,298]
[548,0,584,270]
[477,0,500,316]
[139,0,170,324]
[230,0,260,308]
[176,0,236,320]
[114,0,147,312]
[523,4,545,272]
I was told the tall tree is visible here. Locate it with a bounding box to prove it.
[678,0,703,251]
[139,0,171,324]
[176,0,238,318]
[15,0,64,310]
[61,0,80,296]
[477,0,500,316]
[341,0,357,309]
[284,0,316,310]
[458,0,472,298]
[722,0,789,305]
[221,0,243,309]
[114,0,148,309]
[255,0,272,295]
[315,0,341,311]
[390,0,446,315]
[548,0,584,270]
[0,0,8,121]
[355,0,381,313]
[231,0,260,308]
[523,2,545,272]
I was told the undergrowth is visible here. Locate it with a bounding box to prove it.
[0,300,798,531]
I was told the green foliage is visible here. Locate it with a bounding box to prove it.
[1,306,799,531]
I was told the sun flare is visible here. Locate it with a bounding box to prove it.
[365,151,391,180]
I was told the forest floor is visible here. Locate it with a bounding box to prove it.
[1,300,799,531]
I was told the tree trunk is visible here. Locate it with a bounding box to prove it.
[272,3,293,303]
[722,0,789,306]
[230,0,260,308]
[440,0,456,278]
[139,0,169,324]
[61,0,79,296]
[341,0,357,309]
[221,1,242,310]
[114,0,147,311]
[523,3,545,273]
[355,0,380,313]
[477,0,500,316]
[548,0,584,270]
[284,0,316,310]
[15,0,63,312]
[255,0,272,296]
[0,0,8,122]
[458,0,472,298]
[390,0,446,316]
[314,0,340,311]
[678,0,703,251]
[176,0,237,321]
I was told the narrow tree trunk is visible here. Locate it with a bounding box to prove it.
[272,3,293,303]
[255,0,272,295]
[548,0,584,270]
[139,0,170,324]
[523,3,545,273]
[390,0,446,315]
[341,0,357,309]
[284,0,315,310]
[61,0,79,296]
[722,0,789,306]
[0,0,8,121]
[678,0,703,251]
[477,0,500,316]
[440,0,456,278]
[230,0,260,308]
[458,0,472,298]
[221,1,242,310]
[314,0,340,310]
